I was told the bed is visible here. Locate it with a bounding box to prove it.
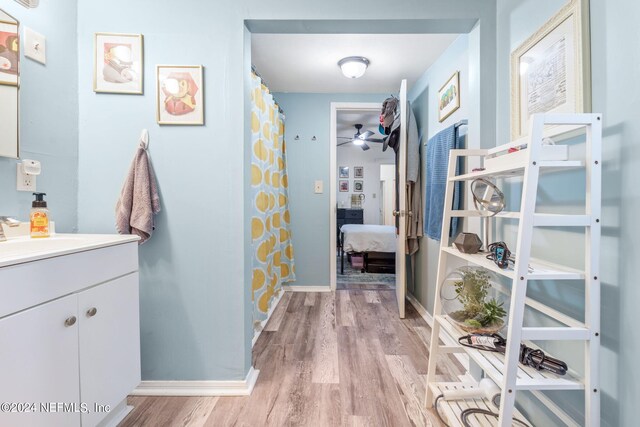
[339,224,396,274]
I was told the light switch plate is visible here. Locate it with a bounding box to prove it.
[314,180,323,194]
[24,27,46,65]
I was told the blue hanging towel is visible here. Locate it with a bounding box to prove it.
[424,124,464,241]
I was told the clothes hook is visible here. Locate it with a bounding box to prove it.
[139,129,149,150]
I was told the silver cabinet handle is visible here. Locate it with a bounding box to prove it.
[86,307,98,318]
[392,211,399,216]
[64,316,77,327]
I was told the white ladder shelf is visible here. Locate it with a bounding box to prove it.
[424,113,602,426]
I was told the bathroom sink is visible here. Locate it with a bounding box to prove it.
[0,234,140,267]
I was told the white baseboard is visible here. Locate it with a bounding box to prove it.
[131,366,260,397]
[406,293,434,326]
[283,285,331,292]
[406,293,469,370]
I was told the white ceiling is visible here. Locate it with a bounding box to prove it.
[251,33,459,93]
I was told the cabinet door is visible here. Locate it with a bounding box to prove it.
[78,273,140,427]
[0,294,81,427]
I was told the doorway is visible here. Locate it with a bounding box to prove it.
[331,103,397,292]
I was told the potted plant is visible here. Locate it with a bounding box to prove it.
[442,267,507,333]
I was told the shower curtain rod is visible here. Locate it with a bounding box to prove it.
[251,65,284,115]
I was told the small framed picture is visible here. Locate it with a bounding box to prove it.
[339,166,349,178]
[354,166,364,178]
[339,180,349,192]
[0,20,19,86]
[94,33,143,94]
[438,71,460,122]
[157,65,204,125]
[354,180,363,192]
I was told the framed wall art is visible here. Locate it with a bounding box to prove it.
[157,65,204,125]
[94,33,143,94]
[0,19,19,86]
[354,166,364,178]
[354,180,363,193]
[339,180,349,192]
[339,166,349,178]
[510,0,591,139]
[438,71,460,122]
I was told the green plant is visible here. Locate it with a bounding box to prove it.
[451,268,506,330]
[453,268,491,319]
[479,298,507,327]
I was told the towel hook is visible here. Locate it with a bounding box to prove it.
[139,129,149,150]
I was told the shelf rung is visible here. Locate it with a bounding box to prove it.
[516,377,584,391]
[521,327,591,341]
[441,246,584,280]
[533,214,591,227]
[439,345,467,354]
[435,315,585,392]
[449,160,583,181]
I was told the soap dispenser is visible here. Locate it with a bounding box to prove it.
[30,192,50,238]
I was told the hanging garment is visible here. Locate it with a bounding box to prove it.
[405,103,423,255]
[424,123,464,241]
[250,73,296,324]
[115,131,160,245]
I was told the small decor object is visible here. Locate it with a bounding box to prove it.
[354,180,363,192]
[511,0,591,139]
[0,19,19,86]
[440,267,507,334]
[471,178,505,216]
[93,33,143,94]
[339,180,349,192]
[438,71,460,122]
[156,65,204,125]
[354,166,364,178]
[453,232,482,254]
[339,166,349,178]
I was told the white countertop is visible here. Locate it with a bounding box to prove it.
[0,233,140,268]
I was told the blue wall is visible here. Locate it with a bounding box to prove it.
[274,92,386,287]
[496,1,638,425]
[0,0,78,232]
[76,0,497,382]
[408,34,470,313]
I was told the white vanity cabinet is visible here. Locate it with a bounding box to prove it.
[0,236,140,427]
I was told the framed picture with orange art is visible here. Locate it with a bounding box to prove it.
[156,65,204,125]
[0,19,19,86]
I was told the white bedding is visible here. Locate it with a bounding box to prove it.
[340,224,397,253]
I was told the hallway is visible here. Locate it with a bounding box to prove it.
[120,290,464,426]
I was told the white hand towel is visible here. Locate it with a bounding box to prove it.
[115,130,160,244]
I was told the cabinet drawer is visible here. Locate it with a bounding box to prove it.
[345,209,363,219]
[0,242,138,318]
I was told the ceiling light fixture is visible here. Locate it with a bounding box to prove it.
[338,56,370,79]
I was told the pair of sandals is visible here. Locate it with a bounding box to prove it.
[458,333,568,376]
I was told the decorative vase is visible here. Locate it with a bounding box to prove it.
[453,232,483,254]
[440,267,508,334]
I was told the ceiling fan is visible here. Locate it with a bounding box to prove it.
[337,124,384,151]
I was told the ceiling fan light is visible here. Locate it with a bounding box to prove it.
[353,139,365,146]
[338,56,370,79]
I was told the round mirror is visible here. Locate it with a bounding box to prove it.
[471,178,505,216]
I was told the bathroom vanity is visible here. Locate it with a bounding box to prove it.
[0,232,140,427]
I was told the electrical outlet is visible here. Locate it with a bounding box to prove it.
[17,164,36,191]
[314,180,323,194]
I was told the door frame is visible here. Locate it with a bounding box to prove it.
[329,102,383,291]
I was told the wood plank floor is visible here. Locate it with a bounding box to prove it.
[119,290,465,427]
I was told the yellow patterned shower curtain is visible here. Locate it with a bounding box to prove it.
[250,73,296,323]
